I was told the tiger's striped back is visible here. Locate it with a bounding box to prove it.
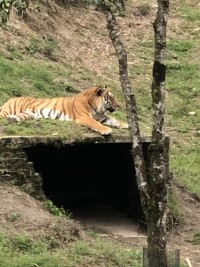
[0,86,128,135]
[0,96,75,121]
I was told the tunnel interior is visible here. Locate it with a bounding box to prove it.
[24,142,148,224]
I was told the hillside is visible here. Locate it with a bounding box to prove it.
[0,0,199,195]
[0,183,145,267]
[0,0,200,266]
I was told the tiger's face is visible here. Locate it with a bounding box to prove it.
[94,87,120,114]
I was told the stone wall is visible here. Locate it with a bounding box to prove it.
[0,135,132,200]
[0,135,170,205]
[0,137,46,199]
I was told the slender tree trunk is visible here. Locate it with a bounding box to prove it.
[146,0,170,265]
[104,11,150,217]
[104,0,170,265]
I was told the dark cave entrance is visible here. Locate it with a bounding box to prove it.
[24,142,148,226]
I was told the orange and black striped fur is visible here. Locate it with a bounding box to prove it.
[0,86,128,135]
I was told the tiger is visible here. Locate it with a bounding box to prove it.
[0,86,128,135]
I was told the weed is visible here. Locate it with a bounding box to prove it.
[136,3,151,16]
[8,213,21,222]
[25,37,42,55]
[42,236,60,249]
[43,36,59,60]
[192,231,200,245]
[44,200,66,217]
[44,200,72,218]
[9,235,48,254]
[32,0,40,11]
[168,189,183,227]
[167,40,193,53]
[72,241,90,256]
[86,229,97,238]
[6,45,24,60]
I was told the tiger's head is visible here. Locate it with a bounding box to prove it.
[90,86,121,114]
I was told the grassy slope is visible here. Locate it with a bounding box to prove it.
[0,230,142,267]
[0,0,200,195]
[0,0,199,196]
[0,1,199,265]
[166,0,200,196]
[0,1,199,200]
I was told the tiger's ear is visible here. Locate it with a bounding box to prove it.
[96,87,106,96]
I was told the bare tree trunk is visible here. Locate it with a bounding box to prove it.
[148,0,169,250]
[104,10,150,217]
[146,0,170,265]
[104,0,170,265]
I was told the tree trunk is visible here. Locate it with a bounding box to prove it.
[104,0,170,266]
[104,10,150,217]
[147,0,170,265]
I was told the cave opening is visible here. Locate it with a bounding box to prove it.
[24,142,147,230]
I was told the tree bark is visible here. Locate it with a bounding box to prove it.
[104,0,170,266]
[104,11,150,217]
[147,0,170,265]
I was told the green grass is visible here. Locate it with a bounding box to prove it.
[163,2,200,199]
[0,0,199,265]
[192,231,200,245]
[170,147,200,196]
[44,200,72,218]
[168,189,183,223]
[0,231,142,267]
[166,63,200,100]
[0,119,86,137]
[0,53,129,138]
[25,35,60,60]
[0,55,70,103]
[181,6,200,22]
[0,0,199,203]
[167,40,193,54]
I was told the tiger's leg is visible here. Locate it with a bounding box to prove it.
[0,110,10,119]
[7,110,35,122]
[100,115,129,129]
[75,117,112,135]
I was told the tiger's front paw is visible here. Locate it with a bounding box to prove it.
[118,122,129,129]
[7,115,20,123]
[100,126,112,135]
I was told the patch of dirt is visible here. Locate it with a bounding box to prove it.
[0,1,157,91]
[74,204,146,238]
[167,184,200,266]
[0,183,84,246]
[0,182,200,265]
[72,181,200,266]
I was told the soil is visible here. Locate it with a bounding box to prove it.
[0,183,84,245]
[0,183,199,266]
[0,1,199,266]
[167,185,200,267]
